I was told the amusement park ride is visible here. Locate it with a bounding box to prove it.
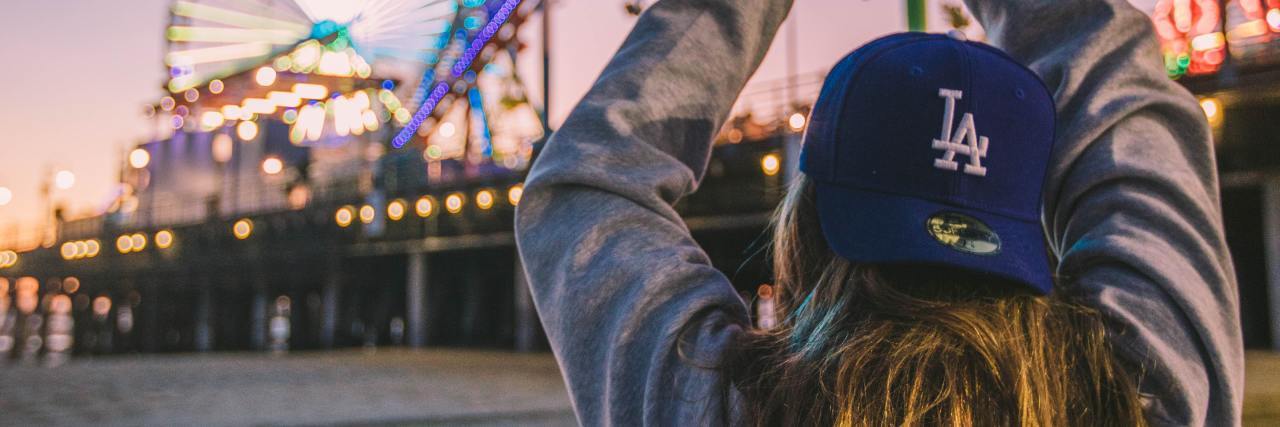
[151,0,543,194]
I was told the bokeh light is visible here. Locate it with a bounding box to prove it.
[507,184,523,206]
[129,148,151,169]
[387,199,406,221]
[233,219,254,240]
[262,157,284,175]
[761,153,781,177]
[156,230,174,249]
[54,170,76,190]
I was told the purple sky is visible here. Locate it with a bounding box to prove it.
[0,0,971,230]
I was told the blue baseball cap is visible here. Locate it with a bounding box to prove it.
[799,31,1057,294]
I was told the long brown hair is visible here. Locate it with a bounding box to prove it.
[723,175,1146,426]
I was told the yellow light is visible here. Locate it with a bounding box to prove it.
[788,113,807,131]
[262,157,284,175]
[74,241,88,258]
[1200,97,1222,126]
[117,235,134,253]
[233,219,253,240]
[156,230,174,249]
[761,153,781,177]
[292,83,328,99]
[209,79,224,94]
[445,193,464,214]
[200,111,226,130]
[220,105,243,119]
[184,88,200,103]
[61,242,76,260]
[237,120,259,140]
[476,190,495,210]
[508,184,524,206]
[212,133,234,162]
[358,205,376,224]
[131,233,147,251]
[85,240,100,257]
[63,277,80,294]
[335,206,354,227]
[255,66,277,86]
[415,196,435,217]
[387,199,406,221]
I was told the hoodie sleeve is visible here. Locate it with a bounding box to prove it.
[512,0,792,425]
[963,0,1244,425]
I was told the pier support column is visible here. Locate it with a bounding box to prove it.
[406,251,427,348]
[320,260,341,349]
[514,256,538,352]
[193,283,214,352]
[1263,176,1280,351]
[250,285,268,351]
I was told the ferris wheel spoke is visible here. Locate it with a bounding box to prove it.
[172,1,311,33]
[355,6,456,36]
[165,42,275,67]
[167,26,307,44]
[366,47,443,63]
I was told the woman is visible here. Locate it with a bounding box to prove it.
[515,0,1242,425]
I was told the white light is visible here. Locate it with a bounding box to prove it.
[439,122,456,138]
[262,157,284,175]
[1200,97,1222,125]
[237,120,260,140]
[255,66,277,86]
[1269,9,1280,31]
[292,83,328,99]
[0,187,11,206]
[129,148,151,169]
[54,170,75,190]
[788,113,807,131]
[268,91,302,108]
[200,111,226,130]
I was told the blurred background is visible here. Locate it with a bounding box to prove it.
[0,0,1277,425]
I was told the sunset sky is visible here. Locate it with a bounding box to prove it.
[0,0,983,231]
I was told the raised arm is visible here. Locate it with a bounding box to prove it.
[963,0,1243,424]
[513,0,792,424]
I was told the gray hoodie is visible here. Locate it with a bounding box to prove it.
[514,0,1243,425]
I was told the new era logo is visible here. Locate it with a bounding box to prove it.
[932,89,988,177]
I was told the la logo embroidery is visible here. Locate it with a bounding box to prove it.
[932,89,988,177]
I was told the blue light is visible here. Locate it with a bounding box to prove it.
[462,0,486,7]
[463,15,484,30]
[468,87,492,157]
[381,80,395,90]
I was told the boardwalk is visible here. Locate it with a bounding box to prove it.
[2,349,1279,426]
[0,349,573,426]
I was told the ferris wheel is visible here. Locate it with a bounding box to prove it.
[163,0,459,93]
[156,0,545,172]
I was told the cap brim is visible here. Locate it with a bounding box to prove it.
[813,182,1053,294]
